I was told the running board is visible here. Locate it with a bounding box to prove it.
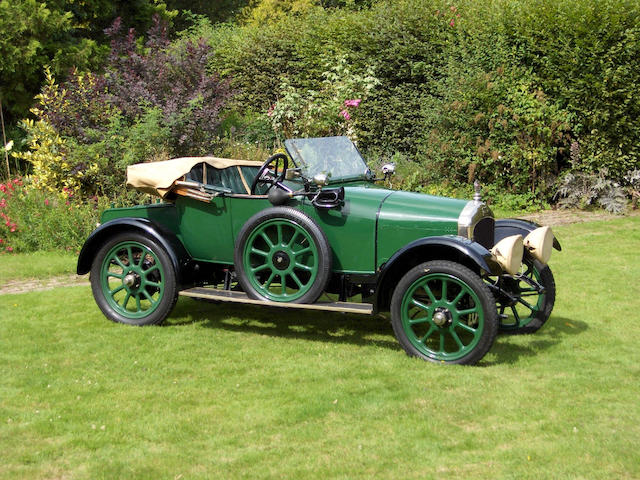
[179,287,374,315]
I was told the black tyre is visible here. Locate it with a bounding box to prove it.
[90,232,178,326]
[390,261,498,365]
[234,207,332,303]
[496,258,556,334]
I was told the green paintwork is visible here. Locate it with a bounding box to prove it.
[99,173,471,275]
[400,272,484,361]
[100,240,165,319]
[242,218,319,301]
[377,191,467,267]
[302,185,390,273]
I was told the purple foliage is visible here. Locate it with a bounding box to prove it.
[39,15,232,155]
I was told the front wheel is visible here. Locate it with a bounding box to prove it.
[493,258,556,334]
[390,261,498,365]
[90,232,178,326]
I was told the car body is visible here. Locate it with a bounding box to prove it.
[78,136,560,365]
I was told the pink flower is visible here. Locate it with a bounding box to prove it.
[0,238,3,244]
[339,109,351,121]
[44,199,50,206]
[344,99,361,108]
[4,220,9,227]
[449,18,455,26]
[6,246,13,252]
[267,104,275,117]
[0,184,6,193]
[0,198,6,208]
[9,225,16,233]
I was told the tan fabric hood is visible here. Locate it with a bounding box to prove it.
[127,156,263,198]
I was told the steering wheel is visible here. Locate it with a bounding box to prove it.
[250,153,289,195]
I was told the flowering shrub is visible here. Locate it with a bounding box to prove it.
[0,177,105,254]
[268,56,378,140]
[15,15,232,200]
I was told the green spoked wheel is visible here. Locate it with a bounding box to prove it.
[391,261,498,365]
[235,207,331,303]
[90,233,178,326]
[495,258,556,334]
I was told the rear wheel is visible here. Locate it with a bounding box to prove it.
[390,261,498,365]
[90,232,178,326]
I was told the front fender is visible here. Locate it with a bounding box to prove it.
[373,235,502,312]
[76,218,192,285]
[495,219,561,251]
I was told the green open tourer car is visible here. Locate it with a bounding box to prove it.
[77,136,560,365]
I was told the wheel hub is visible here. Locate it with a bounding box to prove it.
[272,251,291,271]
[123,272,140,289]
[433,307,452,327]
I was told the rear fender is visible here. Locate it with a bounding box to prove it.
[374,236,502,312]
[76,218,193,286]
[495,219,562,251]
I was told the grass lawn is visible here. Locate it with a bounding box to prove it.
[1,217,639,479]
[0,251,78,285]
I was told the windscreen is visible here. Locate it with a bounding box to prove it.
[284,136,369,182]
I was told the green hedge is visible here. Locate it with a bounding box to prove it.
[198,0,639,196]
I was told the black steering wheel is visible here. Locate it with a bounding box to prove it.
[250,153,289,195]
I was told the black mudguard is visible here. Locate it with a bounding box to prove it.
[76,218,193,286]
[495,219,561,251]
[373,235,502,312]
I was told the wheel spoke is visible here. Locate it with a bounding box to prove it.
[250,264,270,274]
[457,307,478,316]
[107,272,123,279]
[144,264,159,274]
[419,325,437,343]
[264,271,276,288]
[294,262,312,271]
[126,247,133,267]
[516,297,535,312]
[112,256,127,270]
[145,281,162,288]
[439,332,446,352]
[289,271,304,288]
[286,231,300,248]
[137,247,150,266]
[260,232,274,248]
[409,315,431,325]
[280,275,286,295]
[276,224,283,246]
[457,322,476,333]
[293,247,311,256]
[510,306,522,326]
[122,293,132,310]
[135,295,142,312]
[142,289,156,304]
[411,298,432,312]
[251,247,268,257]
[451,330,464,349]
[440,279,448,301]
[450,289,466,308]
[109,284,125,296]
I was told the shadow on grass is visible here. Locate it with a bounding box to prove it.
[168,299,588,362]
[487,316,588,365]
[168,298,400,350]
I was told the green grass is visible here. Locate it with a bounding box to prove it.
[1,217,639,479]
[0,251,78,285]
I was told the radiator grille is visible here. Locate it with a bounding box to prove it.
[473,217,495,249]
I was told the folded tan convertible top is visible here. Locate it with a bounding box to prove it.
[127,156,263,198]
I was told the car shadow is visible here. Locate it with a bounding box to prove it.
[168,298,401,350]
[485,316,589,366]
[168,299,588,363]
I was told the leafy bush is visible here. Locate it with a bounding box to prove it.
[0,178,105,254]
[554,170,628,214]
[16,16,232,200]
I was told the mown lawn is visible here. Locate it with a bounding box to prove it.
[1,217,639,479]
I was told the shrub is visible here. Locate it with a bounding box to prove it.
[0,178,106,254]
[17,15,232,200]
[554,170,628,214]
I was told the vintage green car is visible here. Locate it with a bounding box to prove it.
[77,136,560,365]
